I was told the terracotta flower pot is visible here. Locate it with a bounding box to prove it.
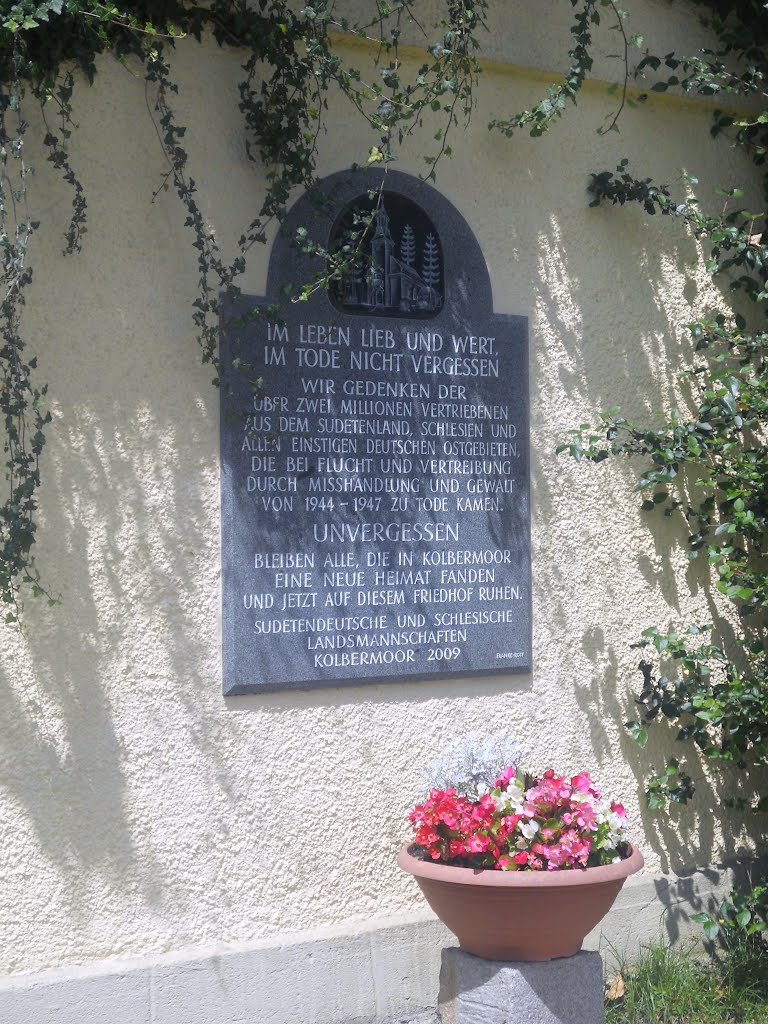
[397,843,644,961]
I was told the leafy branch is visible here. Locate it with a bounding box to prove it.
[489,0,603,138]
[0,41,54,620]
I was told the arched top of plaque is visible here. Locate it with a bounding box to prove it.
[267,168,494,319]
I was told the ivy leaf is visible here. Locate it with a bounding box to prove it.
[625,720,649,747]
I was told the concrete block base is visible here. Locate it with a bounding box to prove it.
[438,948,603,1024]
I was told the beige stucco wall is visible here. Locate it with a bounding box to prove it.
[0,1,760,982]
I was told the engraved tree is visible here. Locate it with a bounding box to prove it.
[400,224,416,266]
[422,232,440,286]
[421,232,441,308]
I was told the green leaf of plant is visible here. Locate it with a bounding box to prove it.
[736,908,752,928]
[625,720,649,747]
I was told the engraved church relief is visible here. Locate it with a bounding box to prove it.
[331,193,444,317]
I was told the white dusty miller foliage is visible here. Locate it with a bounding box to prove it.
[421,734,524,798]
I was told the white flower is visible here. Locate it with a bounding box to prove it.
[493,776,526,814]
[519,819,539,840]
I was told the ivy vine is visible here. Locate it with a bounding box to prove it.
[0,0,494,615]
[556,2,768,948]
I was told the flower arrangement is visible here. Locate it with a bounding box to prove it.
[409,750,630,872]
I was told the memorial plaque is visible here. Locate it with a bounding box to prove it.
[220,169,530,693]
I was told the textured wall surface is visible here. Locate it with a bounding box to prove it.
[0,0,760,987]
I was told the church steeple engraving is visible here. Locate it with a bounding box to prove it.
[331,193,443,317]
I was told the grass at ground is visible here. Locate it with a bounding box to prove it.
[604,941,768,1024]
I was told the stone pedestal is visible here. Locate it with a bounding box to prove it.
[437,948,604,1024]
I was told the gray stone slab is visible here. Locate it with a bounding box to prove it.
[220,167,530,694]
[369,915,450,1021]
[437,948,603,1024]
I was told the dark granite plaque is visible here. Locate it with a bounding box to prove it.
[220,169,530,694]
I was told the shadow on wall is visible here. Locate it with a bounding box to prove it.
[528,205,698,661]
[530,199,763,912]
[0,372,537,968]
[0,385,221,967]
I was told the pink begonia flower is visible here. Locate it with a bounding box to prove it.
[571,771,593,793]
[572,803,597,830]
[494,765,517,789]
[466,833,491,854]
[611,802,626,817]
